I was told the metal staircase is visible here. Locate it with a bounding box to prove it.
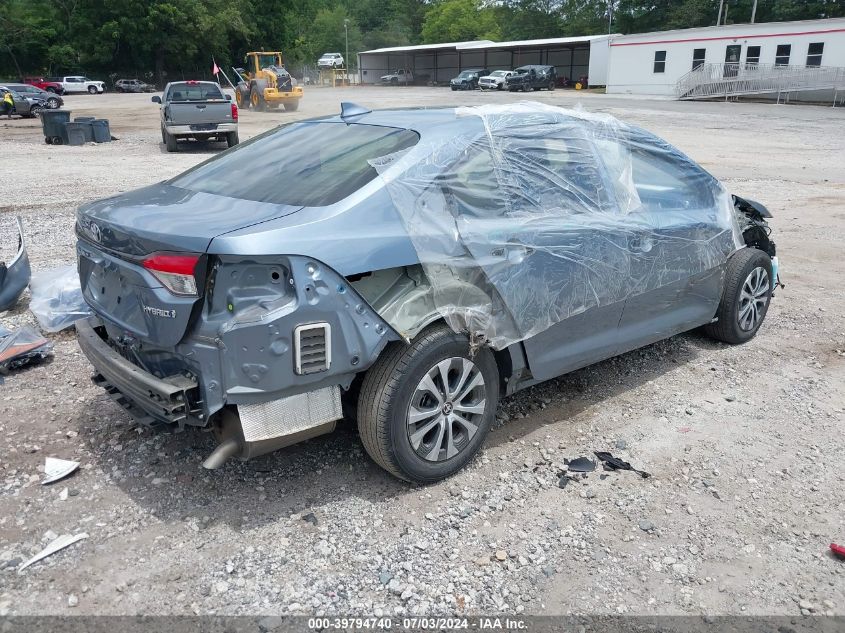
[676,62,845,104]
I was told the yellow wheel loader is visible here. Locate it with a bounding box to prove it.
[233,51,303,112]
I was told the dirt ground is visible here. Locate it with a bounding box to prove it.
[0,86,843,618]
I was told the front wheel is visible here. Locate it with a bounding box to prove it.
[29,106,43,118]
[705,248,773,344]
[357,323,499,483]
[47,97,59,108]
[87,85,97,95]
[250,86,265,111]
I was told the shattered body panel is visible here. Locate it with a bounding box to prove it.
[0,217,31,312]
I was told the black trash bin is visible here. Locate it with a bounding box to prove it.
[40,109,71,145]
[63,122,87,146]
[91,119,111,143]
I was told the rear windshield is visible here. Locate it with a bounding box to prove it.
[166,83,223,101]
[170,121,419,207]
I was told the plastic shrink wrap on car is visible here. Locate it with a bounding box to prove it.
[29,264,92,332]
[371,102,743,350]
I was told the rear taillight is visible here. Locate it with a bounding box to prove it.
[231,102,238,121]
[143,254,200,296]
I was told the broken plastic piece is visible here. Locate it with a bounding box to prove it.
[29,264,92,332]
[18,532,88,573]
[594,451,651,479]
[567,456,596,473]
[42,457,80,485]
[0,325,52,374]
[0,217,31,312]
[831,543,845,559]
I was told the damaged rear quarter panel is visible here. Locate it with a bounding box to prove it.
[191,254,400,409]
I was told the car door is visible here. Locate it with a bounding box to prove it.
[606,130,736,353]
[438,121,629,379]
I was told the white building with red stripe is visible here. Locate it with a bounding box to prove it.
[606,17,845,95]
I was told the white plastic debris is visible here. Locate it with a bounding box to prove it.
[18,532,88,573]
[42,457,80,485]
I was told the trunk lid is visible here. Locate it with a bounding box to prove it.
[76,183,302,345]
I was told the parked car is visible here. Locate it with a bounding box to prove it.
[0,87,45,117]
[479,70,515,90]
[23,76,65,94]
[151,80,238,152]
[74,103,777,483]
[317,53,345,69]
[115,78,155,93]
[2,83,63,108]
[505,65,556,91]
[450,69,489,91]
[50,76,106,94]
[380,69,413,85]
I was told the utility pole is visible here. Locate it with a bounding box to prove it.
[607,0,614,35]
[717,0,724,25]
[344,19,350,84]
[751,0,758,23]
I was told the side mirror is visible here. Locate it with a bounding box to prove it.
[151,95,161,104]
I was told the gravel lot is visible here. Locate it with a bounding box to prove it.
[1,86,844,618]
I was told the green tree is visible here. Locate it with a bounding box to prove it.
[421,0,501,43]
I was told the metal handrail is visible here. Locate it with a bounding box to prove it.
[676,62,845,101]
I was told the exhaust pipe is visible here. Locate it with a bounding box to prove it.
[202,437,240,469]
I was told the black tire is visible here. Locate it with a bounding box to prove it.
[29,106,42,118]
[548,81,555,91]
[283,100,299,112]
[226,131,239,147]
[164,129,178,152]
[250,86,265,111]
[51,135,63,145]
[45,136,52,144]
[391,78,398,85]
[705,248,773,344]
[87,85,97,95]
[160,125,166,144]
[451,86,457,91]
[357,323,499,483]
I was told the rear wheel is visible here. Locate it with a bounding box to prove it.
[87,85,97,95]
[164,129,178,152]
[357,323,499,483]
[47,97,59,108]
[29,105,43,118]
[705,248,772,344]
[226,131,239,147]
[283,100,299,112]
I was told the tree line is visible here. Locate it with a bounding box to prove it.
[1,0,842,81]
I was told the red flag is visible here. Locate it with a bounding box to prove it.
[212,61,220,75]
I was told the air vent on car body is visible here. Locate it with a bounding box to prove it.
[294,323,331,374]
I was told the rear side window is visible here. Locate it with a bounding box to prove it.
[171,122,419,206]
[167,83,223,101]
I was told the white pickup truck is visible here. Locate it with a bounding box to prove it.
[380,69,413,85]
[53,76,106,94]
[152,81,239,153]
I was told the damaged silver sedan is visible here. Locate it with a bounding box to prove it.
[75,102,778,482]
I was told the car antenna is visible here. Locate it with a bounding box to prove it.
[340,102,371,122]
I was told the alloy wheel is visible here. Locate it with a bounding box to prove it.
[738,266,770,331]
[407,357,486,462]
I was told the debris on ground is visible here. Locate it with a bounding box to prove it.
[594,451,651,479]
[17,533,89,573]
[42,457,80,485]
[831,543,845,560]
[566,456,596,472]
[29,264,92,332]
[0,325,52,374]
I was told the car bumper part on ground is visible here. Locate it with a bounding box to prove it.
[0,217,31,312]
